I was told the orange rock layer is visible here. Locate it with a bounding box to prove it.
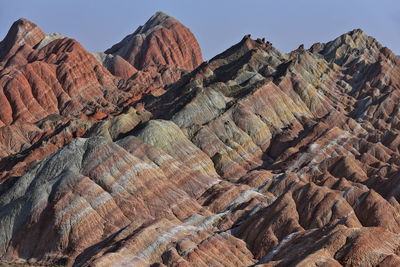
[1,13,400,267]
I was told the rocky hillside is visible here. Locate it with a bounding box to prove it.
[1,12,400,267]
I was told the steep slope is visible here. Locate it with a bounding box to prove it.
[0,12,203,183]
[0,18,45,69]
[105,11,202,71]
[0,22,128,179]
[96,11,203,99]
[1,14,400,267]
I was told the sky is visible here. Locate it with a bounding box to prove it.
[0,0,399,59]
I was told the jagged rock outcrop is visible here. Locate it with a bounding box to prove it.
[1,12,400,267]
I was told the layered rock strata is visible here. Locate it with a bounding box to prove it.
[0,13,400,267]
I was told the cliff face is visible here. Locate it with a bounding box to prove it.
[1,12,400,267]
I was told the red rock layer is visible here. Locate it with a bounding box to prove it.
[105,11,202,71]
[0,12,204,187]
[0,18,45,68]
[98,12,204,101]
[0,38,124,126]
[2,14,400,267]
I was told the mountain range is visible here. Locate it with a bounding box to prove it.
[0,11,400,267]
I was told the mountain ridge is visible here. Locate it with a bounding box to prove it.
[0,12,400,267]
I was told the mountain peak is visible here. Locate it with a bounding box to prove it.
[12,17,37,28]
[105,11,202,70]
[4,12,400,267]
[135,11,178,35]
[14,17,35,26]
[0,17,45,64]
[4,18,44,43]
[347,28,364,35]
[148,11,176,25]
[342,28,370,44]
[314,28,383,65]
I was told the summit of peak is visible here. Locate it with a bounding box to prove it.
[0,17,45,63]
[316,28,383,65]
[150,11,174,21]
[8,17,43,37]
[137,11,179,34]
[105,11,202,71]
[14,17,36,26]
[347,28,366,36]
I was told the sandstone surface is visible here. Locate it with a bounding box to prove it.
[1,13,400,267]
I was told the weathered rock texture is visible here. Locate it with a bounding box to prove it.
[0,12,203,183]
[0,12,400,267]
[101,11,204,100]
[105,11,202,71]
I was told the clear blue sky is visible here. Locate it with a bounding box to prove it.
[1,0,399,59]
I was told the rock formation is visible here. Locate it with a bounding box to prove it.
[99,11,203,100]
[105,11,202,71]
[0,12,400,267]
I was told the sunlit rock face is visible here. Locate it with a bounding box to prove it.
[105,11,203,71]
[1,11,400,267]
[0,12,202,183]
[102,11,204,101]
